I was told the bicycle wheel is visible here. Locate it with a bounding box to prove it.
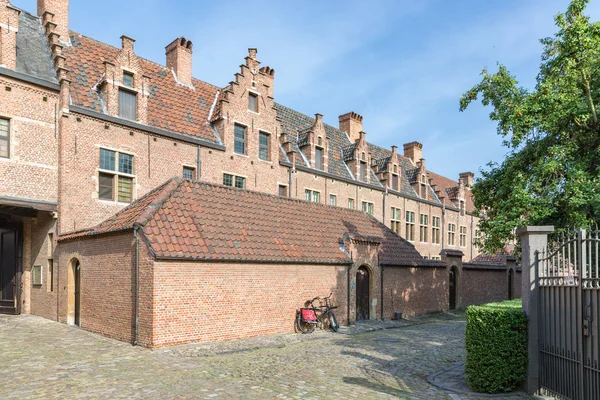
[296,312,315,334]
[328,312,339,332]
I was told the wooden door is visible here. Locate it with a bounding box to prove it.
[449,267,457,310]
[74,261,81,326]
[0,229,16,307]
[356,266,370,320]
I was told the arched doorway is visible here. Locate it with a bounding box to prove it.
[356,266,370,320]
[67,259,81,326]
[508,269,514,300]
[449,266,458,310]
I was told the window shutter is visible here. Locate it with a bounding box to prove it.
[118,89,137,121]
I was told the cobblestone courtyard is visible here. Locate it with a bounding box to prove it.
[0,312,528,399]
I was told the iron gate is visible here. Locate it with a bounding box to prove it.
[537,228,600,399]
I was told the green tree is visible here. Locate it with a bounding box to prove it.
[460,0,600,253]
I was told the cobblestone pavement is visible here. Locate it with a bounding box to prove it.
[0,312,531,399]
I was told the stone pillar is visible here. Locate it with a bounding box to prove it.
[516,225,554,395]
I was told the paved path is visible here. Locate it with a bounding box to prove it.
[0,312,530,399]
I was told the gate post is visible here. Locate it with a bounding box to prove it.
[517,225,554,395]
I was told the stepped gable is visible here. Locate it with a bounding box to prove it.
[427,171,475,212]
[60,177,426,266]
[64,32,220,143]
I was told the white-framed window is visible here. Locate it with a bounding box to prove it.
[460,226,467,247]
[248,92,258,112]
[419,213,429,243]
[259,131,270,161]
[448,223,456,246]
[362,201,373,216]
[32,265,42,286]
[391,207,401,235]
[98,148,134,203]
[0,117,9,158]
[223,173,245,189]
[234,124,246,155]
[278,185,288,197]
[329,194,337,206]
[432,216,441,244]
[348,198,355,209]
[305,189,320,203]
[405,211,415,241]
[183,166,196,180]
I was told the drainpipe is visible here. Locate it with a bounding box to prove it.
[288,166,293,197]
[441,204,446,250]
[379,252,384,321]
[347,252,352,325]
[133,226,140,346]
[196,145,201,180]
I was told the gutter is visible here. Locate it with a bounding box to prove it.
[0,66,61,91]
[133,226,140,346]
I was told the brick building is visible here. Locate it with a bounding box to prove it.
[0,0,506,345]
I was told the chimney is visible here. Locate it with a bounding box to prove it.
[391,145,397,155]
[121,35,135,52]
[0,2,20,70]
[403,141,423,165]
[459,171,475,187]
[166,37,193,87]
[339,112,363,143]
[37,0,69,43]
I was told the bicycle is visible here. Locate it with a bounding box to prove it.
[296,293,339,333]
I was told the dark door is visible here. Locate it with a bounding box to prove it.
[449,267,457,310]
[74,261,81,326]
[508,269,514,300]
[356,266,370,320]
[0,228,17,308]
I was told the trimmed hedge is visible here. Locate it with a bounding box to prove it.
[465,299,527,393]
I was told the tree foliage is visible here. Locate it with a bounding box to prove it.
[461,0,600,253]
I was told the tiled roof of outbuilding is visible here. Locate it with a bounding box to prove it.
[60,177,426,266]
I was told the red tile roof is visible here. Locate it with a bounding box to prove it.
[65,32,221,143]
[427,171,476,213]
[60,178,426,266]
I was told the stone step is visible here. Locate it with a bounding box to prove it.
[0,306,17,315]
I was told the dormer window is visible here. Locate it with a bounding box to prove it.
[460,200,465,216]
[315,147,324,170]
[248,92,258,113]
[122,72,134,88]
[391,173,399,191]
[361,152,366,161]
[360,161,367,182]
[420,175,427,198]
[393,164,397,173]
[318,136,322,146]
[118,88,137,121]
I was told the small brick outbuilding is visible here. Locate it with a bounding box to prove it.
[58,177,430,347]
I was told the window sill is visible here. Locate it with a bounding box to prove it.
[98,199,133,205]
[233,152,249,158]
[247,110,260,115]
[258,158,272,164]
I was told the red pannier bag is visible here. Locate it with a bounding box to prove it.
[300,308,317,322]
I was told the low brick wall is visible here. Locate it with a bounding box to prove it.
[151,260,349,347]
[382,266,448,318]
[460,265,510,307]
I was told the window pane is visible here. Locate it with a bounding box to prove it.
[118,153,133,174]
[348,199,354,209]
[223,174,233,187]
[118,176,133,202]
[259,132,269,160]
[315,148,323,170]
[118,89,137,120]
[235,176,245,189]
[99,173,114,200]
[234,124,246,154]
[123,72,134,88]
[0,118,8,158]
[360,162,366,181]
[279,185,287,197]
[313,191,320,203]
[329,194,336,206]
[392,174,398,191]
[248,93,258,112]
[305,190,311,201]
[183,167,195,180]
[100,149,116,170]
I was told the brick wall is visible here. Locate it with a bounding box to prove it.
[459,267,510,307]
[151,260,348,347]
[27,213,58,319]
[383,265,449,317]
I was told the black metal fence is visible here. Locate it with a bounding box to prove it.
[537,228,600,399]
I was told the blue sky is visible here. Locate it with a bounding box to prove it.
[13,0,600,180]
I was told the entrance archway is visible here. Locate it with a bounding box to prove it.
[508,269,514,300]
[356,265,370,320]
[449,266,458,310]
[67,259,81,326]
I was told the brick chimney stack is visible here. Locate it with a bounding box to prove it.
[166,37,193,87]
[37,0,69,43]
[339,112,363,143]
[459,171,475,187]
[403,141,423,165]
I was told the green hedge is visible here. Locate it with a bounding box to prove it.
[465,299,527,393]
